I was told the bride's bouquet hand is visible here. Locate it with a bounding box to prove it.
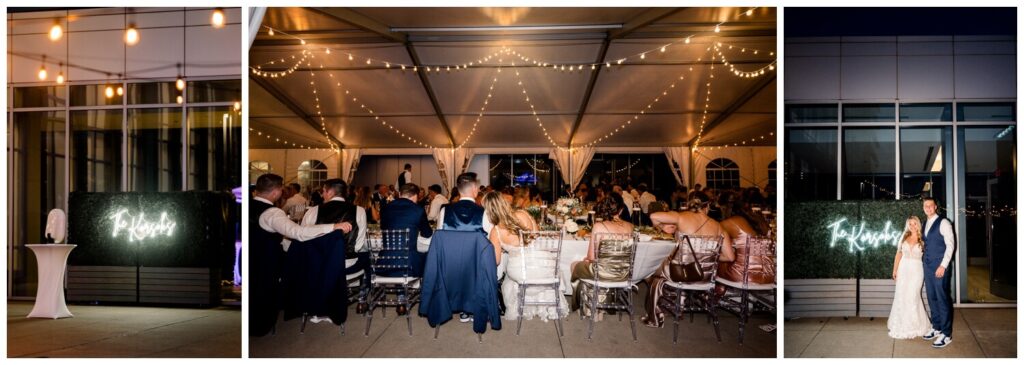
[891,270,897,281]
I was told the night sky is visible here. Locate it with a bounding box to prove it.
[786,8,1016,37]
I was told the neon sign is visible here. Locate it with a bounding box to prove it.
[826,217,901,252]
[110,208,177,242]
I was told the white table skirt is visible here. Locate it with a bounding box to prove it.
[556,239,676,294]
[26,244,76,319]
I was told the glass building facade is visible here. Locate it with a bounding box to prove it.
[7,8,242,298]
[785,35,1016,305]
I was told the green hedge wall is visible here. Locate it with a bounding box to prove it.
[785,200,923,279]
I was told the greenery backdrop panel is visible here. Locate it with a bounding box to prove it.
[785,200,923,279]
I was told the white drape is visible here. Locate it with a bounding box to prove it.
[432,148,475,194]
[663,146,691,187]
[247,7,267,49]
[549,146,595,190]
[340,148,362,184]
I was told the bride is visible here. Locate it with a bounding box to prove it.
[887,216,932,339]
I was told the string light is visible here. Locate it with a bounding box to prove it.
[233,101,241,111]
[250,49,310,78]
[509,64,564,149]
[125,23,139,46]
[692,51,717,152]
[456,68,502,149]
[211,8,225,28]
[56,63,65,84]
[176,95,183,104]
[508,7,759,72]
[715,43,777,78]
[116,85,124,96]
[248,127,328,150]
[37,63,47,81]
[176,76,185,91]
[105,86,115,98]
[49,21,62,41]
[704,131,775,150]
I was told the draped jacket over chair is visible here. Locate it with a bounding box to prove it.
[283,230,349,325]
[419,230,501,334]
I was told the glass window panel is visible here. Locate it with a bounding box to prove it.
[706,158,740,190]
[488,154,513,191]
[297,160,327,190]
[899,127,952,203]
[187,80,241,103]
[899,103,953,122]
[785,128,838,201]
[959,127,1016,303]
[957,102,1015,122]
[842,128,896,200]
[249,161,271,184]
[12,86,66,108]
[189,107,241,191]
[9,111,66,297]
[70,84,124,106]
[70,110,123,192]
[129,82,179,105]
[843,104,896,123]
[785,104,839,124]
[128,108,183,192]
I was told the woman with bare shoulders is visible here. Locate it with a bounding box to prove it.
[641,191,733,327]
[569,196,634,312]
[716,191,773,286]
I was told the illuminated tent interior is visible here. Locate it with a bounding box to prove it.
[248,7,777,195]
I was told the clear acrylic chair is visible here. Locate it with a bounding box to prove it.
[716,235,776,344]
[661,234,724,344]
[363,228,419,337]
[578,232,639,342]
[504,230,566,336]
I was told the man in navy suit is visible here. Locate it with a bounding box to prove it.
[380,183,434,278]
[440,172,485,232]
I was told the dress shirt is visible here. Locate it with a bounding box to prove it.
[639,191,657,213]
[255,197,334,251]
[427,194,448,222]
[925,215,955,268]
[301,196,367,252]
[281,194,308,217]
[398,170,413,188]
[621,191,635,211]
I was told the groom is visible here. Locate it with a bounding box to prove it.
[921,198,955,348]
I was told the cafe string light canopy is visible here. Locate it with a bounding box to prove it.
[456,67,502,149]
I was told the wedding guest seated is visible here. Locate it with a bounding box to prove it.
[426,184,448,224]
[300,178,369,317]
[716,191,774,287]
[641,191,734,328]
[250,173,351,336]
[379,183,434,279]
[569,196,634,313]
[670,186,689,211]
[354,186,379,224]
[482,191,537,267]
[436,172,490,234]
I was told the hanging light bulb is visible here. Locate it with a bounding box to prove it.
[37,65,47,81]
[49,21,63,41]
[268,28,274,36]
[105,86,115,98]
[125,23,139,45]
[116,86,124,96]
[746,9,754,16]
[660,45,667,53]
[176,95,183,104]
[714,24,721,33]
[685,37,691,44]
[56,63,65,84]
[176,77,185,91]
[233,101,241,111]
[211,8,225,28]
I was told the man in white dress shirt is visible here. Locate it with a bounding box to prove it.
[250,174,350,336]
[921,197,956,348]
[637,183,657,214]
[282,183,309,220]
[299,178,369,321]
[397,163,413,188]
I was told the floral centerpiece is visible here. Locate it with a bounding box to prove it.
[549,197,586,233]
[525,205,544,224]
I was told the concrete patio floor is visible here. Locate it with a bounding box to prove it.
[250,295,776,358]
[7,301,241,358]
[785,308,1016,358]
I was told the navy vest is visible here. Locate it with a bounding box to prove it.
[923,215,949,264]
[315,199,359,255]
[442,200,485,232]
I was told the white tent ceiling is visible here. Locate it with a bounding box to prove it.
[249,7,777,150]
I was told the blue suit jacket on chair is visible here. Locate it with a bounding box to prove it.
[380,198,434,277]
[419,230,501,334]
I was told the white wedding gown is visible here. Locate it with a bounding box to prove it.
[887,241,932,339]
[502,245,568,322]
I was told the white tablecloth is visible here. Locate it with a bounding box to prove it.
[26,244,76,319]
[557,239,676,294]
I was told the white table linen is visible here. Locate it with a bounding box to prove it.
[26,244,76,319]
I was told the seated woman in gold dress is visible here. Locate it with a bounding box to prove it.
[716,191,774,289]
[569,194,633,313]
